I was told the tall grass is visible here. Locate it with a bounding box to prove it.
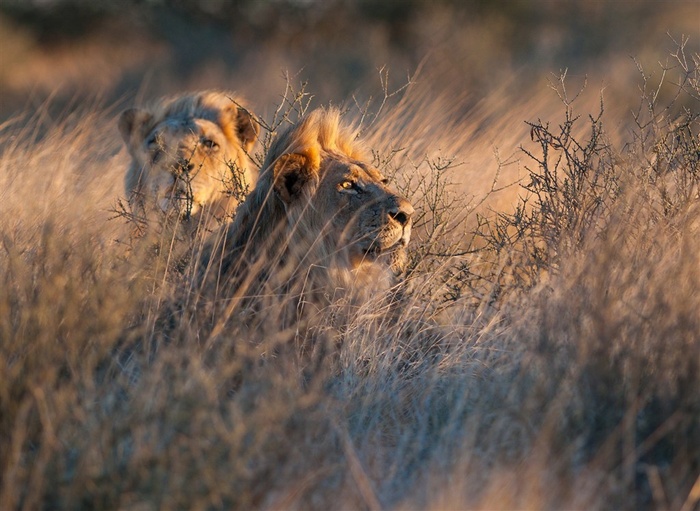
[1,43,699,511]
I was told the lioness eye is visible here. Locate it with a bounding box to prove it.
[147,134,163,162]
[381,178,390,185]
[201,138,219,151]
[340,181,354,190]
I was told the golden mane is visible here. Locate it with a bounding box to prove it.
[268,107,366,166]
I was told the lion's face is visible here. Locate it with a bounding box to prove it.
[273,152,414,274]
[135,117,238,218]
[119,92,258,222]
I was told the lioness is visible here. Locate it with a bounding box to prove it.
[118,90,258,233]
[195,107,414,330]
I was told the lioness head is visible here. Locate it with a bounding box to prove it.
[118,90,258,226]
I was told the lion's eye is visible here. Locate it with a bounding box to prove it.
[147,134,163,162]
[381,178,390,185]
[201,138,219,151]
[339,180,360,193]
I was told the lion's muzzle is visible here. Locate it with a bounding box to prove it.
[388,195,414,246]
[388,198,414,229]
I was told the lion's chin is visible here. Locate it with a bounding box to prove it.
[350,238,408,272]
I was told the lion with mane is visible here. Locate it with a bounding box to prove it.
[194,107,414,331]
[118,90,258,233]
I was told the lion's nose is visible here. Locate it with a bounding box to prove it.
[389,199,414,227]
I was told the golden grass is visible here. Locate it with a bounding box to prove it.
[1,43,699,511]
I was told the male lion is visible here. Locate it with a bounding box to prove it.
[195,107,414,332]
[118,90,258,233]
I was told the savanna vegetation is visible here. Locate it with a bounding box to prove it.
[1,1,699,510]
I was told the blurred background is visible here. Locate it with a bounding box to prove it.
[1,0,698,123]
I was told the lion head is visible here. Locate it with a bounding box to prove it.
[118,90,258,230]
[197,107,414,312]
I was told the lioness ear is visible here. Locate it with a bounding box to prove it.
[273,153,316,204]
[118,108,153,145]
[219,105,259,152]
[235,107,259,152]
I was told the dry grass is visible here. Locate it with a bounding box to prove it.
[1,40,699,511]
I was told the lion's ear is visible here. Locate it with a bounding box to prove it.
[118,108,153,146]
[235,107,259,152]
[219,105,259,152]
[273,153,316,204]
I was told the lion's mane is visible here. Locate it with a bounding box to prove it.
[194,107,413,330]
